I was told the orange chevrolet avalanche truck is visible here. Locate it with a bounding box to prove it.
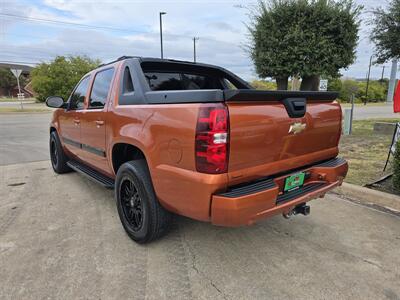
[46,56,348,243]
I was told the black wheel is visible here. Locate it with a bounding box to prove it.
[50,131,71,174]
[115,160,171,243]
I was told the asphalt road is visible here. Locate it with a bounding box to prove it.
[0,113,51,166]
[1,160,400,299]
[348,104,399,120]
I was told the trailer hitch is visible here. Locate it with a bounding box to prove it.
[283,203,310,219]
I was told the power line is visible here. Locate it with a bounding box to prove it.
[0,13,240,46]
[0,60,39,65]
[0,12,243,64]
[0,12,148,34]
[2,32,150,49]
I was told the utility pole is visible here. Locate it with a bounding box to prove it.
[381,66,385,82]
[364,55,373,105]
[159,12,166,59]
[193,37,199,63]
[387,59,398,103]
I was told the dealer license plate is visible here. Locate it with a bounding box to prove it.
[284,172,305,192]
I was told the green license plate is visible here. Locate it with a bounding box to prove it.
[284,172,306,192]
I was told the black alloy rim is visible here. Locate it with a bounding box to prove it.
[120,177,144,231]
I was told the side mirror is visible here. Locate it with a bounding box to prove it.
[46,96,65,108]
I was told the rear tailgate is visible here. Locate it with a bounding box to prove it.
[224,90,341,185]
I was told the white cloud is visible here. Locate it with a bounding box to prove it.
[0,0,394,80]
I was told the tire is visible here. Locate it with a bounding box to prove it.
[49,131,71,174]
[115,160,171,243]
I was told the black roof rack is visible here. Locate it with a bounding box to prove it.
[97,56,137,68]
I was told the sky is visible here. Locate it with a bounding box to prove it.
[0,0,392,81]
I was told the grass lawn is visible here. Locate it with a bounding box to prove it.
[340,102,389,107]
[340,118,398,186]
[0,97,36,102]
[0,107,51,113]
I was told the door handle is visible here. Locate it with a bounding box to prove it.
[95,120,104,126]
[73,119,80,125]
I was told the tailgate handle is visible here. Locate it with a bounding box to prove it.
[282,98,306,118]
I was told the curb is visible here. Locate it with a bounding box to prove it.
[332,182,400,212]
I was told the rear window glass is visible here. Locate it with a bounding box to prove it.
[140,61,250,91]
[144,72,223,91]
[89,68,114,108]
[146,72,181,90]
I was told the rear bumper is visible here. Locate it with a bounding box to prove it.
[211,157,348,226]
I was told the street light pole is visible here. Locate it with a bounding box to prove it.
[365,55,373,105]
[159,12,166,59]
[193,37,199,63]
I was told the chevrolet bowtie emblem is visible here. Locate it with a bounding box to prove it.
[288,122,306,134]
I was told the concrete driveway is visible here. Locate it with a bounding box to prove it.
[1,108,400,299]
[1,160,400,299]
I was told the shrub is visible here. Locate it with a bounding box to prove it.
[251,80,277,90]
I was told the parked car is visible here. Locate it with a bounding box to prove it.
[46,56,348,243]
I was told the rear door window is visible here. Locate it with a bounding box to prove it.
[89,68,115,108]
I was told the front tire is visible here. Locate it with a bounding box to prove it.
[49,131,71,174]
[115,160,171,243]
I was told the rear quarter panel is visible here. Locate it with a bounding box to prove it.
[109,104,228,222]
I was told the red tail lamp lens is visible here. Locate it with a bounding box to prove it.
[195,104,229,174]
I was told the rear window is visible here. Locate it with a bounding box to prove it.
[89,68,114,108]
[145,72,222,91]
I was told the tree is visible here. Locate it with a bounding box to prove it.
[248,0,362,90]
[0,68,27,96]
[31,56,100,102]
[370,0,400,64]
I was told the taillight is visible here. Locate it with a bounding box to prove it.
[195,103,229,174]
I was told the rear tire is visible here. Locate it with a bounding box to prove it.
[115,160,171,243]
[50,131,71,174]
